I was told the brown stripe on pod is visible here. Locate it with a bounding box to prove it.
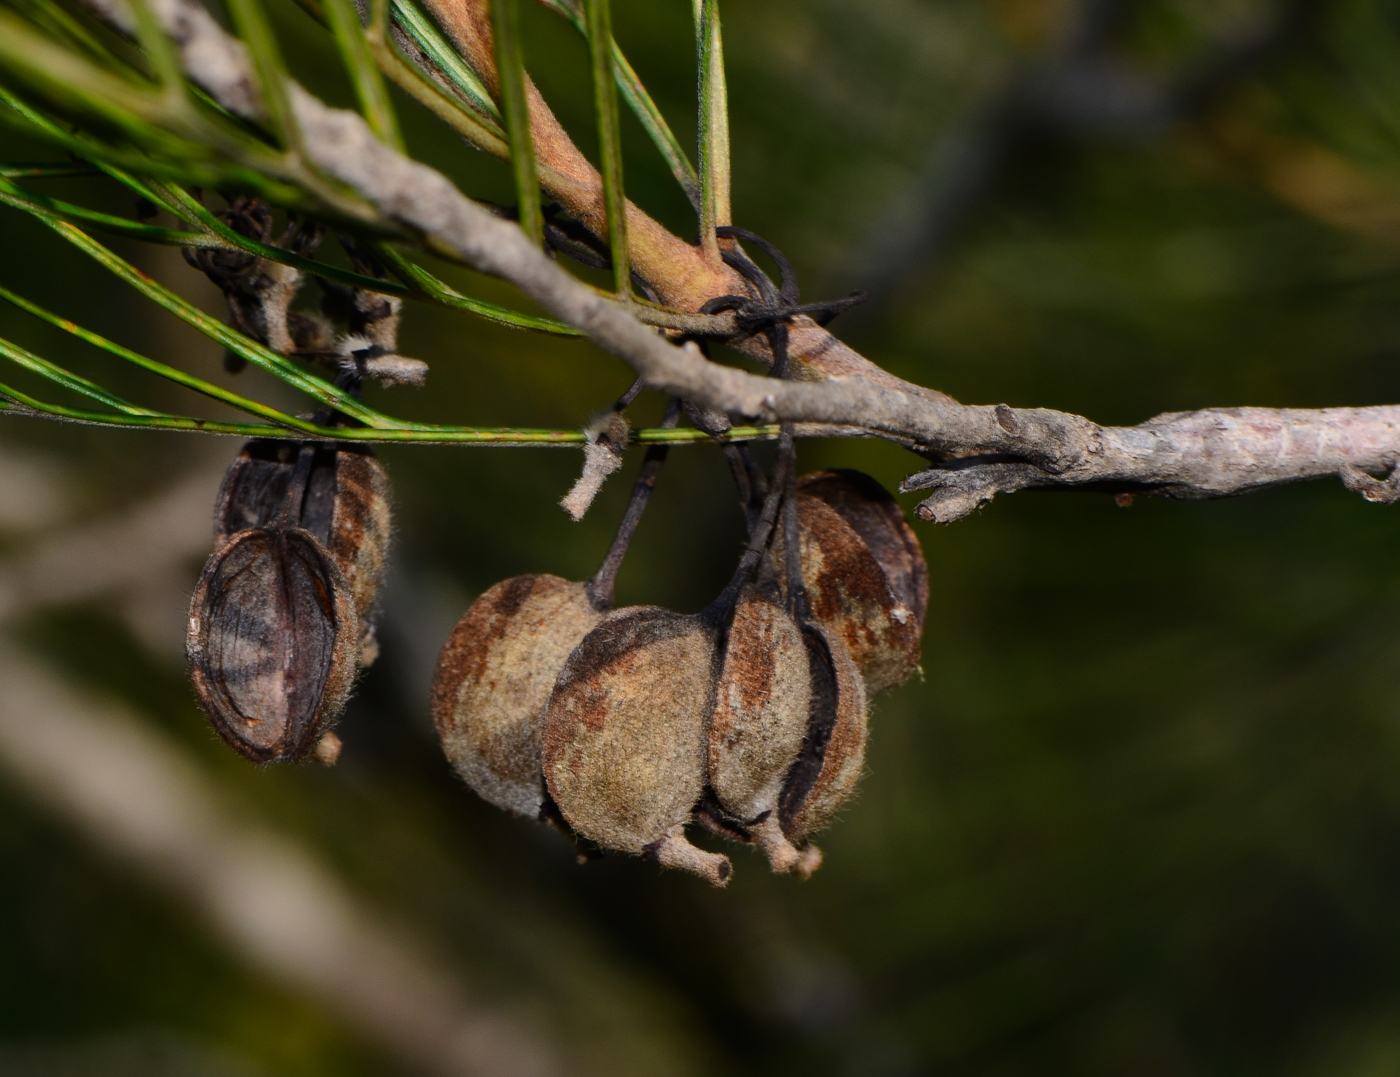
[775,625,868,876]
[431,574,601,818]
[782,494,921,694]
[187,527,360,763]
[542,606,732,886]
[215,441,392,665]
[707,580,813,874]
[798,470,928,631]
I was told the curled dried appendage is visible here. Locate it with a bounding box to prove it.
[779,473,924,694]
[431,575,602,817]
[187,527,360,763]
[183,197,322,367]
[560,411,630,522]
[215,440,392,664]
[542,606,732,887]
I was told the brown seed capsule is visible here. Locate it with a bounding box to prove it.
[542,607,732,886]
[778,624,868,857]
[708,581,812,873]
[216,440,392,661]
[798,470,928,632]
[431,575,602,818]
[187,527,360,763]
[785,490,921,694]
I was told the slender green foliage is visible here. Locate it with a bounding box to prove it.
[492,0,543,247]
[324,0,404,150]
[535,0,700,210]
[695,0,729,260]
[585,0,629,296]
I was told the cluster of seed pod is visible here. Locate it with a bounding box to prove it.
[187,440,391,764]
[432,468,926,885]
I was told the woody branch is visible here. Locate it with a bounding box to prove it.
[79,0,1400,523]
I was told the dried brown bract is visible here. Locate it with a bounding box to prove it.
[785,477,923,693]
[542,606,732,886]
[187,527,360,763]
[216,441,392,661]
[431,575,602,818]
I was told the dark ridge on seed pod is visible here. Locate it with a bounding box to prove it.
[431,575,601,818]
[542,606,732,887]
[187,527,360,763]
[785,494,921,694]
[775,625,868,878]
[707,579,813,874]
[215,441,392,664]
[798,470,928,631]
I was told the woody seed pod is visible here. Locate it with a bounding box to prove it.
[431,575,602,817]
[784,484,922,693]
[543,606,732,886]
[187,527,360,763]
[778,624,868,851]
[216,440,392,661]
[798,470,928,632]
[707,580,813,873]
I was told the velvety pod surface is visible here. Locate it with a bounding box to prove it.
[798,470,928,631]
[432,574,601,817]
[543,607,718,854]
[795,495,922,693]
[709,583,812,824]
[187,527,359,762]
[780,624,868,843]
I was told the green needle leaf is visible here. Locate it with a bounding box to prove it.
[695,0,730,261]
[584,0,629,296]
[323,0,403,150]
[492,0,543,247]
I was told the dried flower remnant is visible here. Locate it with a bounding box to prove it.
[216,440,392,663]
[542,606,731,886]
[431,575,602,817]
[187,527,360,763]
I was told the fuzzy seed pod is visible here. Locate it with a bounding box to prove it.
[431,575,602,817]
[708,581,813,873]
[778,625,868,850]
[216,440,391,660]
[543,607,732,886]
[798,470,928,632]
[784,487,922,694]
[187,527,360,763]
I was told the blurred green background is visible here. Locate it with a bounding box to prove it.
[7,0,1400,1074]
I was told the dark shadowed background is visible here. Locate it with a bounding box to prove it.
[5,0,1400,1074]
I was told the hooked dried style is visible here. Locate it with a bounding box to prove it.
[542,606,732,886]
[187,527,360,763]
[431,575,602,817]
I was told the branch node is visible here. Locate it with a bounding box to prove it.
[1341,463,1400,504]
